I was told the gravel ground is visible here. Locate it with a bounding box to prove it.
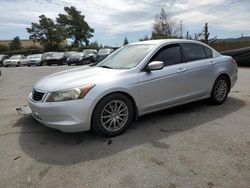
[0,66,250,188]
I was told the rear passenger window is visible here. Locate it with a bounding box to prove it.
[182,43,206,62]
[204,46,213,58]
[151,45,182,66]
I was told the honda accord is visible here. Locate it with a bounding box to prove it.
[28,39,238,137]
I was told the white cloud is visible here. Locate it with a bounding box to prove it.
[0,0,249,44]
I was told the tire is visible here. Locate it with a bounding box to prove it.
[16,62,20,67]
[209,75,230,105]
[92,93,134,137]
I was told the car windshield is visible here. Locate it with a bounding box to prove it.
[51,53,64,57]
[27,54,42,59]
[83,50,94,55]
[99,49,112,53]
[10,55,21,59]
[97,44,154,69]
[71,53,83,57]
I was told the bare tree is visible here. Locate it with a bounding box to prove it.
[192,23,217,44]
[152,8,181,39]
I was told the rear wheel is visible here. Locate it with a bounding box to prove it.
[92,93,133,137]
[209,75,230,105]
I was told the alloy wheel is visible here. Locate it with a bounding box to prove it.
[100,100,129,132]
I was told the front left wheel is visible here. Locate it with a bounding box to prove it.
[92,93,134,137]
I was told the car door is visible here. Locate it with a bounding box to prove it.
[138,44,188,114]
[182,43,215,98]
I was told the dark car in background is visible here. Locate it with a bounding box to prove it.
[67,52,85,65]
[41,52,58,65]
[97,48,114,62]
[64,51,78,58]
[27,54,43,66]
[46,52,67,66]
[82,49,98,63]
[0,54,9,67]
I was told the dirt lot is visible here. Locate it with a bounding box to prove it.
[0,66,250,188]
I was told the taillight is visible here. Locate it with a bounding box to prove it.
[231,59,237,66]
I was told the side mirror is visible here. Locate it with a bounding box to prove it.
[145,61,164,72]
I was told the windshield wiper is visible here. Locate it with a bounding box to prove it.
[99,65,113,69]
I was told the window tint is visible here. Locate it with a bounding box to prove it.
[182,43,206,62]
[151,45,182,66]
[204,46,213,58]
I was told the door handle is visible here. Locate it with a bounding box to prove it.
[176,67,186,73]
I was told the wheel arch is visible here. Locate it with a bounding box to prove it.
[215,73,231,91]
[90,91,139,130]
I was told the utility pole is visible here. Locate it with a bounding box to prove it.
[241,33,244,47]
[180,21,183,39]
[204,23,210,44]
[186,31,189,39]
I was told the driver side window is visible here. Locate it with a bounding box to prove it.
[151,44,182,66]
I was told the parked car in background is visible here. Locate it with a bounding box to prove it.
[97,48,114,62]
[27,54,43,66]
[82,49,98,63]
[41,52,58,66]
[67,52,85,65]
[0,54,9,67]
[46,52,67,66]
[3,55,27,67]
[28,39,238,137]
[64,51,78,58]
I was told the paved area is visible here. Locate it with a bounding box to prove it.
[0,66,250,188]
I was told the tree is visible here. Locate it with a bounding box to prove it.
[9,36,22,50]
[57,6,94,47]
[123,37,129,45]
[26,15,66,50]
[0,44,9,52]
[152,8,181,39]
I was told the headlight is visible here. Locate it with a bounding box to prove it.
[46,84,95,102]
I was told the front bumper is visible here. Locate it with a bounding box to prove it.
[3,61,17,66]
[28,61,40,66]
[28,94,95,132]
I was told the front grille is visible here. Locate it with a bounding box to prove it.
[32,89,45,101]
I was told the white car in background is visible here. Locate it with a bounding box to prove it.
[3,55,27,67]
[27,54,43,66]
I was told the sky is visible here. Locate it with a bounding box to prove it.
[0,0,249,46]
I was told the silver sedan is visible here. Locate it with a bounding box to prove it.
[28,39,238,137]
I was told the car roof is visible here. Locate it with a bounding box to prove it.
[129,39,207,46]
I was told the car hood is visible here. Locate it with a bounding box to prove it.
[28,58,41,61]
[47,56,62,60]
[5,59,20,62]
[34,66,127,92]
[98,52,109,56]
